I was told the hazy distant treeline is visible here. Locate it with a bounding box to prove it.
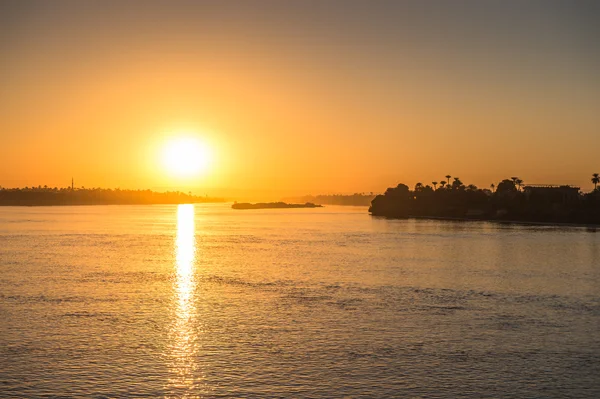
[232,202,322,210]
[0,186,225,206]
[282,193,376,206]
[370,176,600,225]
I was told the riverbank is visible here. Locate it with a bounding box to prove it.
[374,214,600,229]
[368,179,600,227]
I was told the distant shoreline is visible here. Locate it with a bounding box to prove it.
[281,194,375,207]
[0,187,225,206]
[232,202,323,210]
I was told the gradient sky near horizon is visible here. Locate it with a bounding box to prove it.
[1,0,599,198]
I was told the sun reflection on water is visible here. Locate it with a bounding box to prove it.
[167,204,199,398]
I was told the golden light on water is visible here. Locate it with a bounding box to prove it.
[176,204,196,280]
[167,204,200,397]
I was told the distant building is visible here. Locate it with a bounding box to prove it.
[523,185,580,204]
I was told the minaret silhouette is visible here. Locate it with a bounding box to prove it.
[71,178,74,190]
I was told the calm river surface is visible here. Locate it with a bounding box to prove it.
[1,204,599,398]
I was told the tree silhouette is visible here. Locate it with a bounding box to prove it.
[490,183,495,193]
[496,179,517,194]
[440,181,446,188]
[516,179,524,191]
[445,175,451,186]
[592,173,599,191]
[432,181,438,190]
[452,177,463,190]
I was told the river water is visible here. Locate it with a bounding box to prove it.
[1,204,599,398]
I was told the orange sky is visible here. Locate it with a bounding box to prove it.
[1,1,599,200]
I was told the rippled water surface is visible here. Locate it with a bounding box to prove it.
[1,204,599,398]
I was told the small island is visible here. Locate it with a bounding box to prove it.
[232,202,323,210]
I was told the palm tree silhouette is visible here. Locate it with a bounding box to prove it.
[445,175,451,186]
[452,177,463,190]
[516,179,523,191]
[440,181,446,188]
[592,173,600,191]
[510,177,523,191]
[432,181,438,190]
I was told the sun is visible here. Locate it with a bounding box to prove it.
[162,137,212,177]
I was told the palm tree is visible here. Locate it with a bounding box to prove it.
[516,179,523,191]
[432,181,438,190]
[510,177,522,192]
[445,175,451,186]
[451,177,462,190]
[592,173,600,191]
[415,182,423,192]
[440,181,446,188]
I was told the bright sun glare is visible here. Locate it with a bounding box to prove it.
[162,137,212,177]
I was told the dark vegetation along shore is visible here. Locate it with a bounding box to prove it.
[282,193,375,206]
[232,202,323,210]
[0,186,224,206]
[370,174,600,225]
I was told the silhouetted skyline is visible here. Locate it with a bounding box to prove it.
[0,185,224,206]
